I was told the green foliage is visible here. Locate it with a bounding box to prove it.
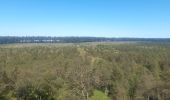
[89,90,109,100]
[128,75,138,100]
[16,82,55,100]
[0,42,170,100]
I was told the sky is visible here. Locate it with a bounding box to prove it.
[0,0,170,38]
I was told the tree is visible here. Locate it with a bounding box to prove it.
[89,90,109,100]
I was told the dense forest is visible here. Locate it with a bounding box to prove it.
[1,36,170,44]
[0,42,170,100]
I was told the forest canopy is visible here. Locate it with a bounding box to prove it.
[0,42,170,100]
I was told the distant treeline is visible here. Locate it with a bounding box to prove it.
[0,36,170,44]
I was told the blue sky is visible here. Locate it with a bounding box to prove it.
[0,0,170,38]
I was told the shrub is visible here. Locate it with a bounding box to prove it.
[89,90,109,100]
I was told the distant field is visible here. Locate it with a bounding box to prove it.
[0,42,170,100]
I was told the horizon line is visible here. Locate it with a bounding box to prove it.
[1,36,170,39]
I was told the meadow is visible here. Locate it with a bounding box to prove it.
[0,42,170,100]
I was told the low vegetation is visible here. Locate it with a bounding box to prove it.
[0,42,170,100]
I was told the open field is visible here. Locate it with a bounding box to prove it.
[0,42,170,100]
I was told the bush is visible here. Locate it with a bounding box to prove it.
[16,82,54,100]
[89,90,109,100]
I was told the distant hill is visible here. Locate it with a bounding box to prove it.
[0,36,170,44]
